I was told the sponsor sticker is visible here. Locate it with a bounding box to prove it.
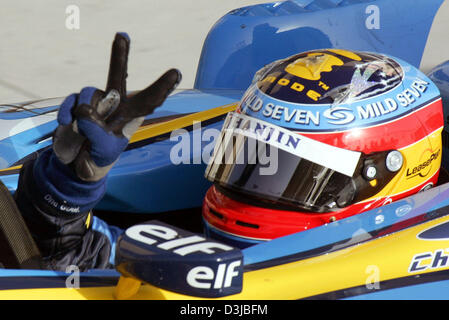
[406,149,440,179]
[117,221,244,298]
[219,112,361,177]
[242,77,436,131]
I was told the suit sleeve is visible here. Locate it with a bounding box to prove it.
[13,148,122,271]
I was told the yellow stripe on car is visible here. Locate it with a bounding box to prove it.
[0,103,238,175]
[129,103,237,143]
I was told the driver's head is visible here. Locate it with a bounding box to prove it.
[203,49,444,248]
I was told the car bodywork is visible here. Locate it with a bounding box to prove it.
[0,0,449,300]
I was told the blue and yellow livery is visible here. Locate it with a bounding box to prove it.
[0,0,448,300]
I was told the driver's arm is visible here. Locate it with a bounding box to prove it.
[13,32,181,271]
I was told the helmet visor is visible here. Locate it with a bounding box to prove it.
[205,112,400,213]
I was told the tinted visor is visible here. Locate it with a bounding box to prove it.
[205,112,401,213]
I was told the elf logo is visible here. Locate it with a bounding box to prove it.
[118,221,244,297]
[187,261,241,289]
[406,149,440,179]
[125,223,234,256]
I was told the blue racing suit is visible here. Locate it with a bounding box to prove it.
[14,151,122,270]
[13,32,180,271]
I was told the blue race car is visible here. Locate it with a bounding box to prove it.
[0,0,449,300]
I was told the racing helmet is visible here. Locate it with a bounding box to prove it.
[203,49,444,248]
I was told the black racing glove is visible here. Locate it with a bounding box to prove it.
[14,32,181,270]
[53,32,181,182]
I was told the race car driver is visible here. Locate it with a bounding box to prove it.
[13,32,181,271]
[11,36,444,271]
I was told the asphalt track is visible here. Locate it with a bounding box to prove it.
[1,0,448,104]
[0,0,268,103]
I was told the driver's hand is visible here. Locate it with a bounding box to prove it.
[53,32,181,181]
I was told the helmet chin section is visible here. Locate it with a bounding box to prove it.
[202,185,365,243]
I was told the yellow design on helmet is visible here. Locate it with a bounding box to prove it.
[285,50,362,81]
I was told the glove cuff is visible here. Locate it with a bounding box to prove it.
[33,148,107,214]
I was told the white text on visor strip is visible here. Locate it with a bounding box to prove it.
[217,112,361,177]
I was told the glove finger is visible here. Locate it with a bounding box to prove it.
[97,89,120,118]
[53,123,86,164]
[105,32,130,98]
[128,68,182,116]
[77,118,128,167]
[79,87,101,106]
[72,87,106,124]
[57,93,78,125]
[105,68,181,134]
